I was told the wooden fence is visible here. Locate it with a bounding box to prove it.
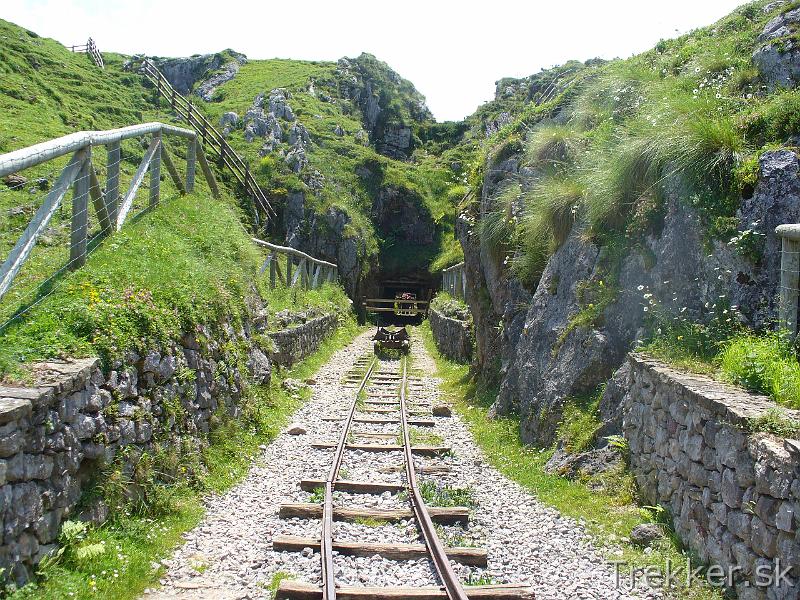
[69,37,104,69]
[137,59,274,228]
[442,262,466,301]
[0,122,218,301]
[777,224,800,336]
[252,239,337,290]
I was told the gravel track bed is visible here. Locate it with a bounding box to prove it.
[146,330,642,600]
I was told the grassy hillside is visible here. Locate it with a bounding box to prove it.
[469,1,799,288]
[0,20,349,377]
[183,54,464,276]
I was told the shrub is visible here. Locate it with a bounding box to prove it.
[720,333,800,409]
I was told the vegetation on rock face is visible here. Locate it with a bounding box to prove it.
[181,53,465,278]
[467,1,800,291]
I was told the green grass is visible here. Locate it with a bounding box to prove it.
[719,333,800,409]
[556,392,603,454]
[6,317,361,600]
[418,480,476,508]
[0,191,350,379]
[418,322,723,600]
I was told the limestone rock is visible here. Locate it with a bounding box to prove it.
[753,7,800,90]
[432,404,452,417]
[630,523,665,547]
[281,379,305,394]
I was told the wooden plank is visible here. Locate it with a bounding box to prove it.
[160,144,186,194]
[278,503,469,524]
[311,443,449,457]
[0,150,86,299]
[185,138,196,193]
[252,238,338,268]
[70,156,91,270]
[292,257,305,288]
[116,137,160,230]
[286,253,293,287]
[150,133,164,208]
[300,479,404,494]
[272,535,487,567]
[321,416,435,427]
[88,164,111,234]
[352,431,398,439]
[105,141,120,224]
[276,581,534,600]
[195,143,219,198]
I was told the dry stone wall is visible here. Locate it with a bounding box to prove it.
[429,308,474,364]
[622,354,800,599]
[0,312,340,585]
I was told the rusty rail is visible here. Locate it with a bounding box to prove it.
[398,358,469,600]
[137,59,274,227]
[321,357,377,598]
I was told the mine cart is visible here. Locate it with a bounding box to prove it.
[373,326,411,354]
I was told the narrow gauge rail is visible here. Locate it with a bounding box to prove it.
[275,345,534,599]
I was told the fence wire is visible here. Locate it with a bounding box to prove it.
[0,133,198,332]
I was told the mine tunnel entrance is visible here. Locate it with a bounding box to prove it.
[362,275,435,326]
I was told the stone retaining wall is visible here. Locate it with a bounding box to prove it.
[429,308,473,364]
[622,354,800,599]
[0,312,340,585]
[268,313,340,367]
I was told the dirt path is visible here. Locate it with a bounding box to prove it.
[145,330,641,600]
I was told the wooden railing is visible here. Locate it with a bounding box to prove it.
[69,37,104,69]
[442,262,466,301]
[136,59,274,227]
[0,122,218,301]
[252,239,337,290]
[777,224,800,336]
[363,298,428,317]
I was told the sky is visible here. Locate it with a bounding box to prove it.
[3,0,748,121]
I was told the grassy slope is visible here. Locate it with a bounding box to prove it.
[419,324,722,599]
[0,19,350,376]
[192,57,463,275]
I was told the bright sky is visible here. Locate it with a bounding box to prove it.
[4,0,748,121]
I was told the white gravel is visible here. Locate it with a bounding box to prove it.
[145,330,647,599]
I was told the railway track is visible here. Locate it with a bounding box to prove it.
[275,347,534,600]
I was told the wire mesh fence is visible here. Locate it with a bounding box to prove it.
[0,123,216,332]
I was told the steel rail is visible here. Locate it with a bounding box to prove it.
[399,359,469,600]
[321,357,377,599]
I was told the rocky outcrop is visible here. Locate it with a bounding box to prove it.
[753,6,800,91]
[243,89,310,173]
[622,354,800,598]
[336,54,431,160]
[429,307,474,364]
[153,50,246,98]
[467,145,800,447]
[0,300,342,584]
[732,150,800,328]
[284,191,370,298]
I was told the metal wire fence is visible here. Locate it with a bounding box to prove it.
[0,123,219,331]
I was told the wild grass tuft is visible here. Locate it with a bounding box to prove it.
[719,333,800,409]
[477,182,520,253]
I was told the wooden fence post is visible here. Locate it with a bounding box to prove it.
[186,138,196,193]
[106,141,120,224]
[70,150,91,270]
[270,253,277,289]
[286,253,293,287]
[149,132,161,208]
[777,226,800,336]
[196,143,219,198]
